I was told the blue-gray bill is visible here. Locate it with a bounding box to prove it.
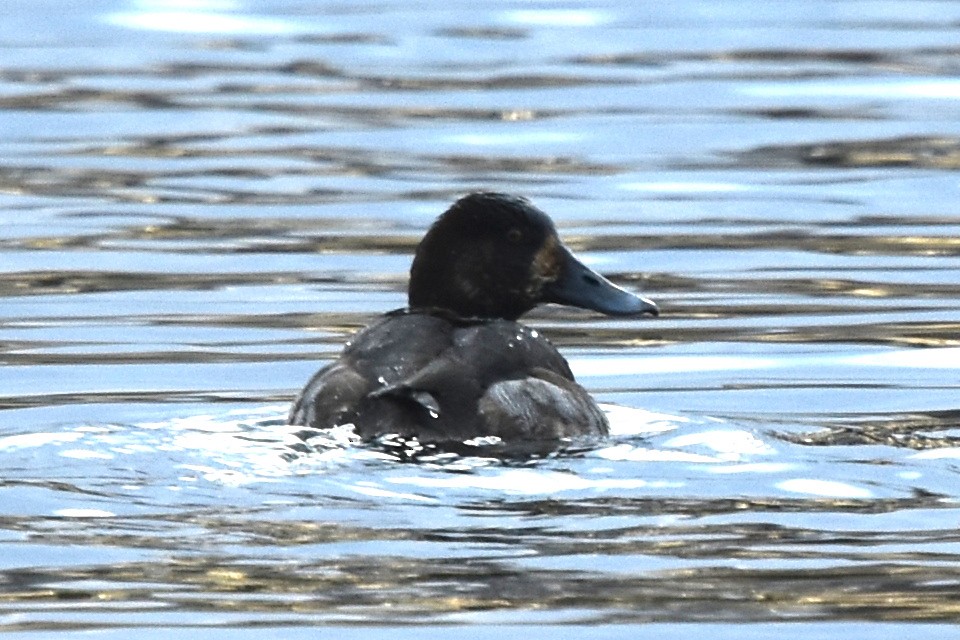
[545,246,658,317]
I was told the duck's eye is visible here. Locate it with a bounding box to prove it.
[507,228,523,243]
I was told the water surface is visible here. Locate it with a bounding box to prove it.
[3,1,960,637]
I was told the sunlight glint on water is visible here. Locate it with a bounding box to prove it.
[2,0,960,636]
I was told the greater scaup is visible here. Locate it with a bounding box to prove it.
[288,192,657,444]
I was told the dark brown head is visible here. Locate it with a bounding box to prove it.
[408,192,658,321]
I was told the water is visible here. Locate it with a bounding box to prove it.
[3,0,960,637]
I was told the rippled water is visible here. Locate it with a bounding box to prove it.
[3,1,960,637]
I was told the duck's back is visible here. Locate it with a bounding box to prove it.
[288,310,608,442]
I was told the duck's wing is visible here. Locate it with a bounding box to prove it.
[366,320,598,440]
[288,361,370,430]
[288,311,456,432]
[478,367,608,439]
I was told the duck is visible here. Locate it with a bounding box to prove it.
[288,192,658,444]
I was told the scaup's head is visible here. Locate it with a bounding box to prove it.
[408,192,658,321]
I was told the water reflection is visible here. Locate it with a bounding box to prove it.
[106,1,302,35]
[733,136,960,170]
[4,0,960,635]
[781,407,960,450]
[3,496,960,627]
